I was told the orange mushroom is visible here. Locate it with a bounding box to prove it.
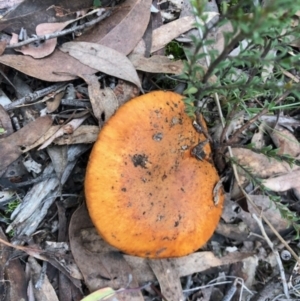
[85,91,224,258]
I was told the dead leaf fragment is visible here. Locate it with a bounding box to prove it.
[268,124,300,157]
[148,259,184,301]
[263,169,300,199]
[80,74,119,123]
[60,42,141,89]
[0,51,96,82]
[151,16,196,53]
[0,115,53,172]
[231,148,297,178]
[129,54,184,74]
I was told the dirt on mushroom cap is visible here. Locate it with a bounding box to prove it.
[85,91,224,258]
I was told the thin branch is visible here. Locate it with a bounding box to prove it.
[252,214,290,299]
[4,83,68,111]
[6,9,111,49]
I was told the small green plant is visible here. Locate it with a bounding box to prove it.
[5,199,20,215]
[181,0,300,235]
[165,41,186,60]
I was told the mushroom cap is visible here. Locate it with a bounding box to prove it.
[85,91,224,258]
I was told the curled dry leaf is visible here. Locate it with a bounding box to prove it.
[60,42,141,89]
[0,116,53,172]
[129,54,184,74]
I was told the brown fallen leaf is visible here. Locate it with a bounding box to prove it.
[0,51,96,82]
[151,16,196,53]
[148,259,184,301]
[263,170,300,199]
[79,0,152,55]
[80,74,119,123]
[129,54,184,74]
[231,148,297,179]
[0,115,53,172]
[267,124,300,157]
[60,42,142,89]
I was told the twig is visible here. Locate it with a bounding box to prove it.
[6,9,111,49]
[252,214,290,299]
[4,83,68,111]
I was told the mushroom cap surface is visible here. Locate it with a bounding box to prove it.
[85,91,224,258]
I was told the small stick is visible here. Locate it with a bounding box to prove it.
[4,83,67,111]
[6,9,111,49]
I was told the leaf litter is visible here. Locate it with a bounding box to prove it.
[0,0,299,300]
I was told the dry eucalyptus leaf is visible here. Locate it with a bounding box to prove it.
[60,42,141,89]
[231,148,297,178]
[148,259,184,301]
[0,115,53,172]
[263,170,300,199]
[268,124,300,157]
[0,51,96,82]
[80,74,119,123]
[151,16,196,53]
[129,54,184,74]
